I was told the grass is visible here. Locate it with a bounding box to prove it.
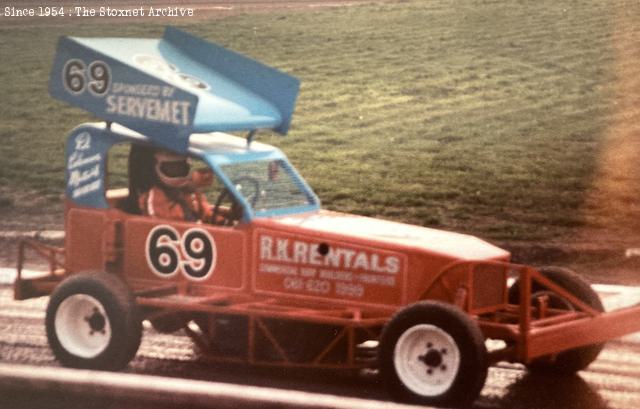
[1,0,639,243]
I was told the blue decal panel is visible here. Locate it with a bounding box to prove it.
[49,27,300,153]
[65,126,114,208]
[51,37,197,152]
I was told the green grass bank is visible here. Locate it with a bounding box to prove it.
[1,0,639,243]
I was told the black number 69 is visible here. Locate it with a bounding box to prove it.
[145,226,217,281]
[62,59,111,96]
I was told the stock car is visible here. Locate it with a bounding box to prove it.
[14,27,640,408]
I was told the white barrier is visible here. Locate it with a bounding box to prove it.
[0,363,417,409]
[0,230,64,241]
[0,267,46,284]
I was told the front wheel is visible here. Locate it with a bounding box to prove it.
[379,301,488,408]
[45,272,142,370]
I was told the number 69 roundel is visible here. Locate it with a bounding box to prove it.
[145,225,217,281]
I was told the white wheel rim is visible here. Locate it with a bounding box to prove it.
[393,324,461,397]
[54,294,112,359]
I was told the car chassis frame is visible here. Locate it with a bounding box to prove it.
[16,238,640,370]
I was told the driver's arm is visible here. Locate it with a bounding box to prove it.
[190,169,220,223]
[197,191,233,224]
[195,191,215,223]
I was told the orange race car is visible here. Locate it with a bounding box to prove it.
[15,27,640,408]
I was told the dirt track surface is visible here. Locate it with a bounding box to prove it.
[1,285,639,409]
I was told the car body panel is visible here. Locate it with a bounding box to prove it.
[122,217,248,291]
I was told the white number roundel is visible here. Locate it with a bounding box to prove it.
[145,225,217,281]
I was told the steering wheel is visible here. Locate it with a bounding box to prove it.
[211,176,261,226]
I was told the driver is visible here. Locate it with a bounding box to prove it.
[138,149,214,222]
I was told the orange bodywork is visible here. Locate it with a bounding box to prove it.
[15,198,640,369]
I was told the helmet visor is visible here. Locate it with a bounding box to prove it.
[159,159,190,178]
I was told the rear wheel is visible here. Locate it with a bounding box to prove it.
[46,272,142,370]
[508,266,605,373]
[379,301,487,408]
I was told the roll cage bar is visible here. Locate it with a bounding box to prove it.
[65,122,320,222]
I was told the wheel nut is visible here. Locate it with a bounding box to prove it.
[87,311,106,332]
[419,349,443,368]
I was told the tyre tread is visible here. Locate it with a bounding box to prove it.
[508,266,605,373]
[379,301,487,407]
[45,272,141,370]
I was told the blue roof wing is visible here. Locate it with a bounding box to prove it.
[163,27,300,135]
[49,27,300,152]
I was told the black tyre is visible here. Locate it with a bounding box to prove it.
[379,301,488,408]
[508,266,605,373]
[150,313,189,334]
[45,272,142,370]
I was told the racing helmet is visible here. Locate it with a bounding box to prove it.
[154,150,191,188]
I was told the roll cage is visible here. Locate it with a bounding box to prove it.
[66,122,320,223]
